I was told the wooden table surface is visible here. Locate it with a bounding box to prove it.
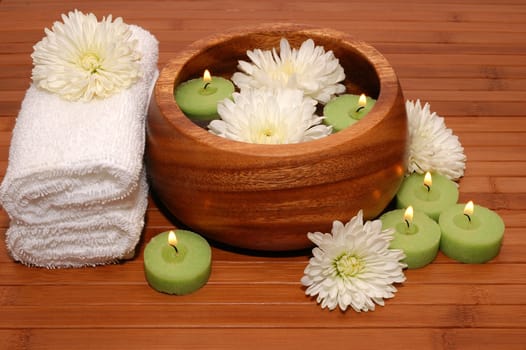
[1,0,525,349]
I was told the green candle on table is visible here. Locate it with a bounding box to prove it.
[439,201,505,263]
[323,93,376,132]
[174,69,235,121]
[380,206,442,269]
[144,229,211,295]
[396,172,459,221]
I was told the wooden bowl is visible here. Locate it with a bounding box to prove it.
[147,23,407,251]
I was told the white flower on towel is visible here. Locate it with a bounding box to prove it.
[301,210,407,312]
[31,9,141,102]
[232,38,346,104]
[209,88,332,144]
[406,100,466,181]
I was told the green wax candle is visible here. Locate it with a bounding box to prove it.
[323,93,376,132]
[396,172,459,221]
[439,202,505,263]
[144,230,212,295]
[174,70,235,121]
[380,207,442,269]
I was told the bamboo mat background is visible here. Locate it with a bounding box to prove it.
[1,0,525,349]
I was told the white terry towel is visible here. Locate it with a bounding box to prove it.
[5,170,149,268]
[0,25,159,267]
[0,25,158,224]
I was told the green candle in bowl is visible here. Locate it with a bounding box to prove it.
[323,93,376,132]
[174,69,235,121]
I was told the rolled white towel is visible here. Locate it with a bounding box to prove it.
[0,22,159,267]
[0,24,158,224]
[5,170,149,268]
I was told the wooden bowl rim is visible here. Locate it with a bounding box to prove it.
[154,23,402,158]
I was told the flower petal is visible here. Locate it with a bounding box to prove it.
[31,9,141,102]
[406,100,466,180]
[301,211,406,312]
[231,38,345,104]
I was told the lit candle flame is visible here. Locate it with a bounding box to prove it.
[168,230,178,247]
[404,206,414,226]
[203,69,212,83]
[358,93,367,107]
[424,172,432,191]
[464,201,474,216]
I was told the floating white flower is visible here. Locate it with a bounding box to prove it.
[301,210,406,312]
[406,100,466,181]
[209,88,332,144]
[31,9,141,102]
[232,38,345,104]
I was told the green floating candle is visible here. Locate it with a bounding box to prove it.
[174,69,235,121]
[144,230,212,295]
[380,206,442,269]
[323,93,376,132]
[439,201,505,264]
[396,172,459,221]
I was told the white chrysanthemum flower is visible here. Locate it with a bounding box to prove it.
[301,210,406,312]
[406,100,466,181]
[209,88,332,144]
[31,9,141,102]
[232,38,345,104]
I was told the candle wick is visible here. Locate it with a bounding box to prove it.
[203,82,210,90]
[172,245,179,254]
[464,213,472,223]
[356,106,365,113]
[405,219,411,228]
[424,184,431,192]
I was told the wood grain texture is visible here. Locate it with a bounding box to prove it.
[0,0,525,349]
[147,23,407,250]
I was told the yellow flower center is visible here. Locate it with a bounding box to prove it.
[270,60,297,83]
[334,253,364,278]
[252,124,284,144]
[280,61,296,76]
[255,128,275,143]
[80,52,102,73]
[262,128,274,137]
